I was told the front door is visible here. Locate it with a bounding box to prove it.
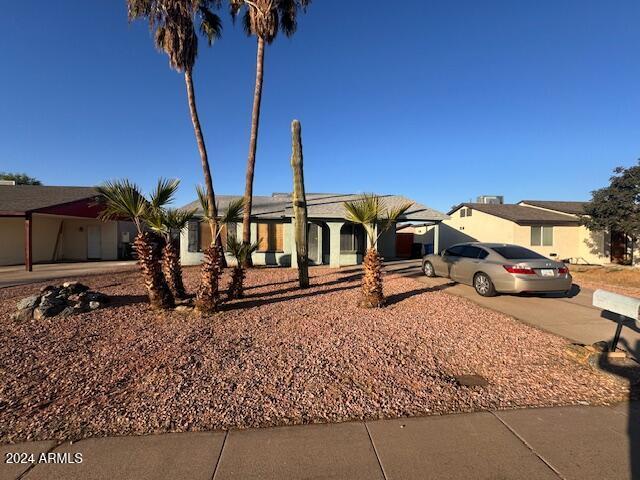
[87,225,102,259]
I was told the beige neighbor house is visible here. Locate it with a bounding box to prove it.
[438,200,614,265]
[0,184,137,270]
[180,193,447,268]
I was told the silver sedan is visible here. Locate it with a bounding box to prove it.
[422,243,572,296]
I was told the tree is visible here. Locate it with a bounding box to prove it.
[228,0,311,265]
[226,236,260,299]
[582,162,640,261]
[97,179,178,309]
[128,0,225,310]
[343,194,413,308]
[146,206,196,299]
[0,172,41,185]
[195,191,244,311]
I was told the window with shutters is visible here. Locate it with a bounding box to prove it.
[257,222,284,252]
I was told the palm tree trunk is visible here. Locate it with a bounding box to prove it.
[185,69,225,310]
[163,240,186,299]
[227,265,245,300]
[241,37,266,267]
[134,232,174,310]
[361,248,385,308]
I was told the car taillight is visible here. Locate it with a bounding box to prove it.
[503,265,536,274]
[558,267,569,274]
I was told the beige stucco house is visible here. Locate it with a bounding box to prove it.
[180,193,447,268]
[0,184,137,270]
[438,200,613,265]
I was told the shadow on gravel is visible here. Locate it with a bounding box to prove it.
[108,294,149,307]
[222,284,358,311]
[245,273,363,300]
[598,338,640,480]
[385,282,456,306]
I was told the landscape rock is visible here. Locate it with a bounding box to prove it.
[62,281,90,294]
[16,295,39,311]
[89,301,101,310]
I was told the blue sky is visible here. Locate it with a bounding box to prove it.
[1,1,639,212]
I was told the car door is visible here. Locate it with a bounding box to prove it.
[450,246,482,284]
[438,246,465,278]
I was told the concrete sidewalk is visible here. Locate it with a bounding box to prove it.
[0,261,138,288]
[2,403,638,480]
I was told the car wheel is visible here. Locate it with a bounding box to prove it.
[423,261,436,277]
[474,272,497,297]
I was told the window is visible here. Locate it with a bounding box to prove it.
[460,209,466,218]
[477,248,489,260]
[445,245,466,257]
[466,207,472,217]
[492,246,546,260]
[340,224,365,253]
[460,245,482,258]
[531,226,553,246]
[257,223,283,252]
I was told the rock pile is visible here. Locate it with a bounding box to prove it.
[12,281,109,321]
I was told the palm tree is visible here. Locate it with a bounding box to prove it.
[228,0,311,265]
[195,189,244,312]
[97,179,177,310]
[343,194,413,308]
[146,206,196,299]
[127,0,225,308]
[226,236,260,299]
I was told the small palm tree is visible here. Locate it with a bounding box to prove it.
[146,207,196,299]
[97,179,178,310]
[343,194,413,308]
[228,0,311,264]
[195,189,244,312]
[226,236,260,299]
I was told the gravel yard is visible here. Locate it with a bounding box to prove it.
[0,266,632,443]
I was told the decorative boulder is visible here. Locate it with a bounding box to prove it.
[16,295,40,311]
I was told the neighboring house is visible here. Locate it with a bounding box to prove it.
[439,200,611,265]
[0,184,137,270]
[180,193,447,268]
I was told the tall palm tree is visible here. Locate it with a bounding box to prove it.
[228,0,311,265]
[343,194,413,308]
[195,190,244,312]
[226,236,260,299]
[127,0,225,309]
[146,206,196,299]
[97,179,178,310]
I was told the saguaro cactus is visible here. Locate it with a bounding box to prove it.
[290,119,310,288]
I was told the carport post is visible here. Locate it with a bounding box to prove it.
[433,222,440,256]
[24,212,32,272]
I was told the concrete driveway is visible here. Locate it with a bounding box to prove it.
[386,260,640,362]
[0,261,138,288]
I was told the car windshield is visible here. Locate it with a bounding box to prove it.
[491,246,546,260]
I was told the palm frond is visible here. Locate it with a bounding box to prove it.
[219,198,244,225]
[144,207,170,238]
[150,178,180,210]
[227,236,260,263]
[165,208,197,230]
[196,184,213,221]
[199,7,223,45]
[96,179,148,232]
[378,201,414,239]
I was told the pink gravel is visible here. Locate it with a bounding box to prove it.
[0,266,632,443]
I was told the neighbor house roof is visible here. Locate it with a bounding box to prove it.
[0,185,100,215]
[518,200,588,215]
[448,203,580,226]
[182,193,448,222]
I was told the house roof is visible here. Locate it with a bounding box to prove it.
[518,200,588,215]
[448,203,581,225]
[182,193,448,222]
[0,185,100,215]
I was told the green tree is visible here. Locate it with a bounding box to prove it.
[97,179,179,309]
[343,194,413,308]
[228,0,311,265]
[0,172,41,185]
[128,0,224,311]
[582,162,640,259]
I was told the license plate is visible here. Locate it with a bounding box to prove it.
[539,269,555,277]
